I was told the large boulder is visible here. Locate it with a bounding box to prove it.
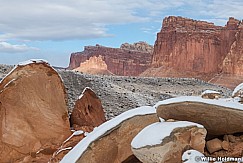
[0,60,70,162]
[131,121,206,163]
[155,96,243,135]
[70,87,106,131]
[61,106,158,163]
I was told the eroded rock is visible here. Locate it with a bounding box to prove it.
[156,96,243,135]
[206,138,222,154]
[0,60,71,162]
[70,87,106,130]
[131,121,207,163]
[61,106,158,163]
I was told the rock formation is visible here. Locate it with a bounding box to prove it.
[0,60,70,162]
[61,106,158,163]
[131,121,206,163]
[201,90,221,99]
[74,55,113,75]
[156,97,243,135]
[120,41,153,53]
[142,16,243,89]
[70,87,106,131]
[68,43,152,76]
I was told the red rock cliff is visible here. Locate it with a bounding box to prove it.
[143,16,243,88]
[68,43,152,76]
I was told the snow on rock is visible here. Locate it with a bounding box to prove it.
[131,121,203,149]
[232,83,243,97]
[0,59,50,85]
[182,150,207,163]
[201,90,221,96]
[61,106,156,163]
[78,87,93,99]
[155,96,243,135]
[18,59,49,66]
[154,96,243,110]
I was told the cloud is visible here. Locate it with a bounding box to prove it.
[0,42,39,53]
[0,0,242,41]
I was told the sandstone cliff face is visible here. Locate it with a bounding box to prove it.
[74,55,113,75]
[69,43,152,76]
[222,22,243,75]
[145,16,243,89]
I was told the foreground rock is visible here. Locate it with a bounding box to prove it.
[61,106,158,163]
[156,96,243,135]
[206,138,223,154]
[70,87,106,131]
[131,121,206,163]
[232,83,243,103]
[0,60,70,162]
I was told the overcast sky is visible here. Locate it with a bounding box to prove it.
[0,0,243,67]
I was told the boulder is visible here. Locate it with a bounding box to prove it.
[156,96,243,135]
[70,87,106,130]
[0,60,71,162]
[206,138,222,154]
[201,90,221,99]
[131,121,207,163]
[222,141,229,151]
[232,83,243,103]
[61,106,158,163]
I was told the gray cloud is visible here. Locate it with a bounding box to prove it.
[0,42,39,53]
[0,0,242,41]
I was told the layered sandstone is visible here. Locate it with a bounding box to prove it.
[69,43,152,76]
[74,55,113,75]
[143,16,243,89]
[0,60,70,162]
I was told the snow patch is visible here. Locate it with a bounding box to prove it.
[232,83,243,97]
[182,149,206,163]
[159,117,165,122]
[78,87,94,99]
[154,96,243,111]
[201,90,220,96]
[60,106,156,163]
[0,59,65,88]
[3,78,16,89]
[131,121,203,149]
[18,59,49,66]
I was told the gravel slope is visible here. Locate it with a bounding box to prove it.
[58,70,232,119]
[0,64,232,120]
